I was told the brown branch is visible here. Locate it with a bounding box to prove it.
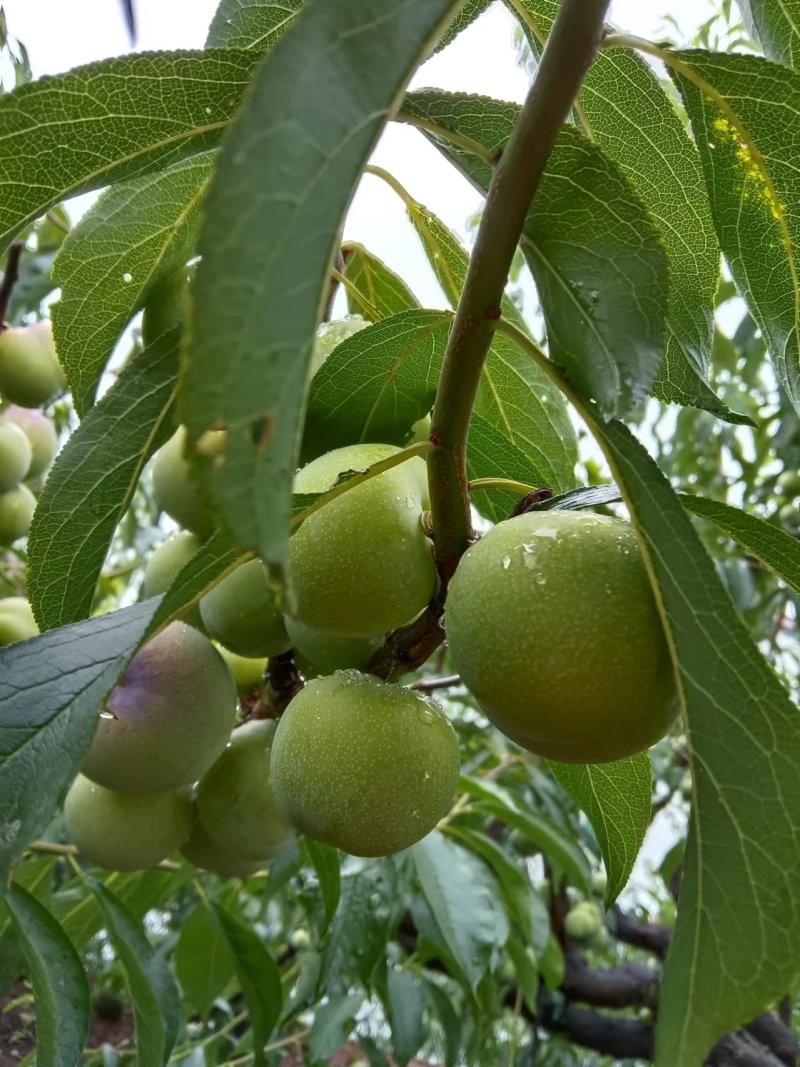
[367,588,447,682]
[253,650,303,718]
[745,1014,799,1067]
[609,905,672,960]
[536,990,654,1059]
[562,952,660,1010]
[408,674,461,692]
[0,242,24,326]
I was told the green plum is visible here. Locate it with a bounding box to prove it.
[564,902,604,942]
[218,648,267,695]
[0,417,32,490]
[0,321,66,408]
[311,315,368,377]
[151,426,216,539]
[200,558,290,658]
[81,621,237,793]
[197,720,295,862]
[0,484,35,545]
[180,820,264,878]
[0,597,39,646]
[285,616,382,676]
[271,671,460,857]
[445,511,677,763]
[289,443,435,637]
[142,530,204,629]
[64,774,194,871]
[3,406,58,477]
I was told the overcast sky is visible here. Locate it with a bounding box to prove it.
[2,0,720,310]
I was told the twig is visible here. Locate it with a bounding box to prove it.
[409,674,461,692]
[0,241,24,326]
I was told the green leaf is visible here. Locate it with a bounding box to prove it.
[508,3,742,422]
[6,886,90,1067]
[531,483,622,512]
[0,858,57,995]
[0,600,157,886]
[52,152,214,413]
[211,902,282,1065]
[538,932,565,993]
[386,968,425,1067]
[412,830,509,990]
[341,241,421,322]
[308,993,362,1061]
[180,0,465,575]
[506,939,539,1016]
[443,825,549,953]
[319,861,401,991]
[27,330,180,631]
[422,979,461,1067]
[460,777,592,895]
[206,0,303,49]
[394,189,575,489]
[682,494,800,593]
[90,880,182,1065]
[146,531,252,637]
[402,91,669,418]
[467,412,552,522]
[303,309,451,459]
[174,901,235,1021]
[737,0,800,66]
[587,418,800,1066]
[0,50,261,249]
[668,51,800,417]
[301,839,340,935]
[434,0,491,52]
[546,755,653,905]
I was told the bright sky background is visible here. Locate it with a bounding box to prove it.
[4,0,721,883]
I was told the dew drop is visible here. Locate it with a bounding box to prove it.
[412,809,421,819]
[122,272,132,283]
[501,555,511,570]
[423,770,432,781]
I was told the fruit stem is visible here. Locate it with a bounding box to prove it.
[426,0,610,581]
[0,241,23,327]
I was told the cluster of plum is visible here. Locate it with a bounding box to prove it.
[0,321,62,545]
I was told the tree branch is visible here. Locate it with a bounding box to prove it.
[609,905,672,960]
[0,242,23,326]
[562,952,660,1010]
[426,0,611,581]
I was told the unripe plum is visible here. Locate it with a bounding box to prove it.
[564,901,604,942]
[151,427,216,539]
[219,647,267,694]
[0,484,35,545]
[285,616,382,676]
[81,621,236,793]
[64,774,194,871]
[289,444,435,637]
[445,512,677,763]
[3,406,57,477]
[180,820,264,878]
[0,417,32,490]
[0,597,39,646]
[311,315,368,377]
[200,559,290,658]
[0,322,66,408]
[270,671,460,857]
[142,531,204,630]
[197,720,294,862]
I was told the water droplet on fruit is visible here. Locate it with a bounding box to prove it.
[417,707,436,725]
[532,527,558,540]
[412,809,421,819]
[501,555,511,570]
[423,770,432,781]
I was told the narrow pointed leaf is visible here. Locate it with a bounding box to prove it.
[413,830,509,989]
[301,839,341,935]
[546,755,652,905]
[386,968,425,1067]
[402,92,668,418]
[27,329,180,631]
[434,0,492,52]
[341,241,420,322]
[91,880,181,1065]
[174,901,235,1021]
[586,418,800,1066]
[6,886,90,1067]
[206,0,303,49]
[181,0,465,574]
[737,0,800,66]
[303,309,451,459]
[681,494,800,592]
[508,2,741,421]
[669,51,800,416]
[0,50,261,249]
[0,600,157,886]
[52,152,214,413]
[211,902,282,1066]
